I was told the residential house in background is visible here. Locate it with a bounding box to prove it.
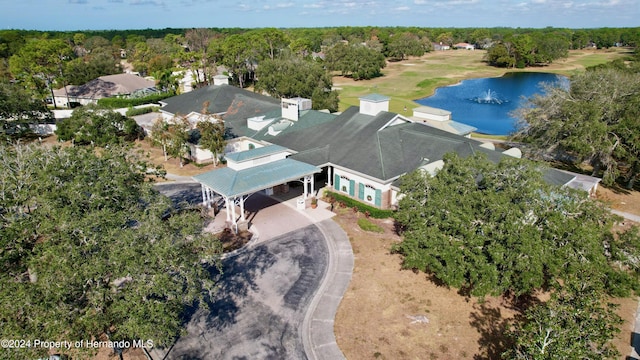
[432,42,451,51]
[52,73,156,107]
[454,42,475,50]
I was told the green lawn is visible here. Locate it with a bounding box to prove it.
[334,48,628,111]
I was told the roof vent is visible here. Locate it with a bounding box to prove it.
[282,97,312,121]
[213,75,229,86]
[359,94,390,116]
[247,115,272,131]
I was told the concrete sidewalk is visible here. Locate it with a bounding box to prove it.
[611,209,640,223]
[302,219,353,360]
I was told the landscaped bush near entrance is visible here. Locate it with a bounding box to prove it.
[357,217,384,233]
[325,191,394,219]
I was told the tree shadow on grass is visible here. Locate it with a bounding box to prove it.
[469,303,514,360]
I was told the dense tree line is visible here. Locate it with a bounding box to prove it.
[3,26,637,84]
[485,32,571,68]
[324,43,387,80]
[255,53,339,111]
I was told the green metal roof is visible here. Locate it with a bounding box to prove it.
[192,158,320,198]
[224,144,289,163]
[359,93,390,102]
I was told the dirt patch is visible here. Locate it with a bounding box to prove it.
[218,228,253,252]
[133,139,218,179]
[597,186,640,218]
[333,208,637,359]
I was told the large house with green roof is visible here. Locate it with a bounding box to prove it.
[157,84,599,226]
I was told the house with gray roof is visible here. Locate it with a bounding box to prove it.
[53,73,156,107]
[262,95,513,209]
[156,85,596,216]
[159,83,280,125]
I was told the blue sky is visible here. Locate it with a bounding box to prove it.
[2,0,638,31]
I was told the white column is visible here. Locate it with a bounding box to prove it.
[240,196,246,221]
[224,196,231,222]
[327,166,332,187]
[231,197,237,225]
[311,174,315,196]
[303,176,309,199]
[201,184,206,207]
[206,188,211,208]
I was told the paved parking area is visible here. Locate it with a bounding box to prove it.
[152,224,328,360]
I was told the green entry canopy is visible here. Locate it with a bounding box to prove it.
[193,158,321,198]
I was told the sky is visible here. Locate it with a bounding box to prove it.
[1,0,638,31]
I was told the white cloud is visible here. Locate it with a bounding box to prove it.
[130,0,165,6]
[303,1,324,8]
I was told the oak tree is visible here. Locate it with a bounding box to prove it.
[393,153,639,298]
[512,63,640,187]
[0,81,54,139]
[196,115,225,167]
[0,143,221,359]
[255,54,339,112]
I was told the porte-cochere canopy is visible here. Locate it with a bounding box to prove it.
[193,158,320,199]
[192,145,320,228]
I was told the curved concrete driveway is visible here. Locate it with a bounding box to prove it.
[153,184,352,360]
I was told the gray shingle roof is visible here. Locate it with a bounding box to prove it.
[278,106,501,183]
[53,74,155,99]
[222,95,281,138]
[160,84,279,117]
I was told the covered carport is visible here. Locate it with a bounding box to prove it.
[193,157,321,232]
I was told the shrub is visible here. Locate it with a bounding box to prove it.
[126,106,159,117]
[324,191,394,219]
[357,217,384,233]
[97,92,175,108]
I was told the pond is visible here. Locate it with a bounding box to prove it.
[415,72,568,135]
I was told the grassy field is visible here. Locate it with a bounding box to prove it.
[334,47,629,113]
